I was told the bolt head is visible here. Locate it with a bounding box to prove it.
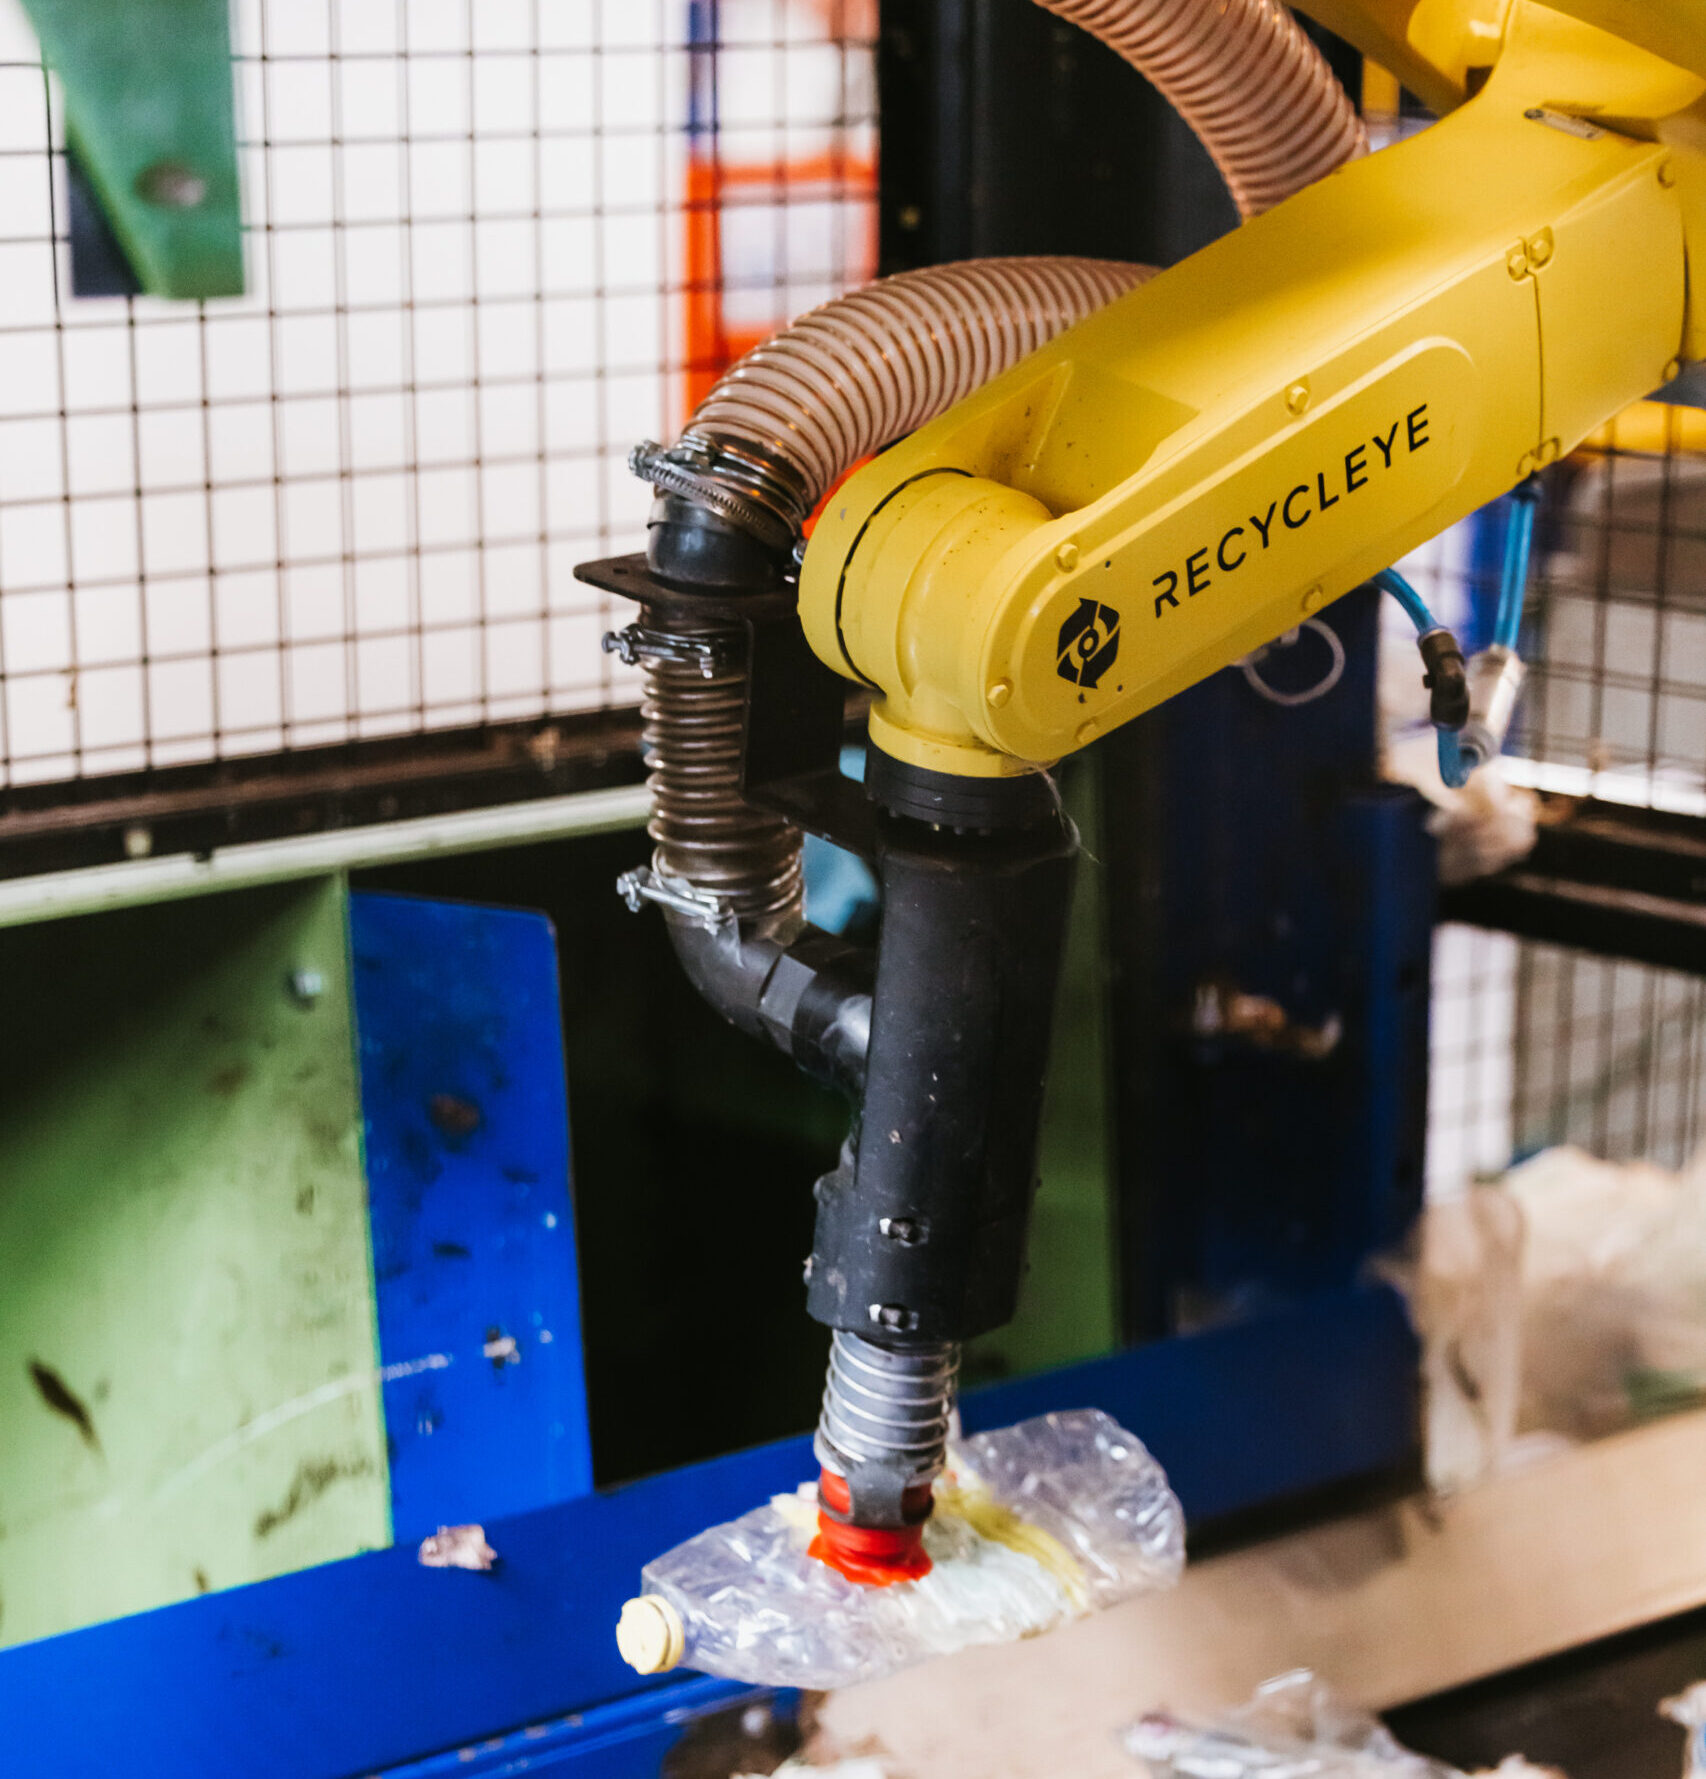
[1284,381,1310,416]
[1054,541,1080,572]
[1076,718,1099,745]
[135,160,207,209]
[1506,245,1530,281]
[288,968,326,1005]
[985,678,1013,708]
[1527,230,1553,267]
[1663,359,1684,384]
[1301,585,1324,615]
[1660,158,1678,188]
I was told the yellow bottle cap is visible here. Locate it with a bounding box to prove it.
[615,1595,686,1675]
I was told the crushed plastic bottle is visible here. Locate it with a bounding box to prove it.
[620,1408,1184,1691]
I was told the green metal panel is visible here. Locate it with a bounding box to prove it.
[18,0,243,299]
[0,877,389,1649]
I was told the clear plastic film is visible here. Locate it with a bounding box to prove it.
[1124,1672,1563,1779]
[630,1409,1183,1691]
[1662,1681,1706,1777]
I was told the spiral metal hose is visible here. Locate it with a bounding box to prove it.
[638,620,802,927]
[815,1329,962,1498]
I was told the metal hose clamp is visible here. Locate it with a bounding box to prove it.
[629,432,809,553]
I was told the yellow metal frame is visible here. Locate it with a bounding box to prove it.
[799,0,1706,779]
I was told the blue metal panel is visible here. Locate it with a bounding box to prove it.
[373,1679,796,1778]
[349,891,594,1540]
[961,1284,1416,1526]
[1,1284,1414,1779]
[1117,586,1437,1327]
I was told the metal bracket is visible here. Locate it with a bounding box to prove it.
[575,552,880,862]
[20,0,244,299]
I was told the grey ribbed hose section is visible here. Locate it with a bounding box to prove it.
[689,256,1153,510]
[1036,0,1367,218]
[816,1330,962,1486]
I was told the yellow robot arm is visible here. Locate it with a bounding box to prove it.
[798,1,1704,781]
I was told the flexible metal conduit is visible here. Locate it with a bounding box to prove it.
[640,621,801,927]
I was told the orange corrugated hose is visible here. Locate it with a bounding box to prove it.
[1036,0,1366,219]
[691,256,1153,508]
[680,0,1363,503]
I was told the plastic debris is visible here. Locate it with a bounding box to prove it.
[1390,1142,1706,1491]
[619,1409,1183,1690]
[1126,1671,1460,1777]
[1662,1681,1706,1776]
[1425,766,1540,887]
[416,1524,497,1571]
[1388,1184,1526,1493]
[737,1763,888,1779]
[1382,683,1539,884]
[1125,1671,1561,1778]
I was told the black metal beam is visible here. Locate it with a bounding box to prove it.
[1442,794,1706,975]
[0,710,645,883]
[877,0,1238,274]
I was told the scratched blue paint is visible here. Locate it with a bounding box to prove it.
[348,892,594,1540]
[1,1284,1414,1779]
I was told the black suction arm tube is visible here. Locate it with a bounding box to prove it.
[807,762,1080,1343]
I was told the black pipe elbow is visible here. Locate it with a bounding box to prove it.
[665,914,873,1097]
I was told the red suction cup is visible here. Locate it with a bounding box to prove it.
[809,1467,934,1586]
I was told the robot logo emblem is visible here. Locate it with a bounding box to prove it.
[1056,599,1121,689]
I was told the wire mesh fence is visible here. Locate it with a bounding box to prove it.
[1418,412,1706,1194]
[0,0,876,792]
[1430,916,1706,1195]
[2,8,1702,1190]
[1521,406,1706,811]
